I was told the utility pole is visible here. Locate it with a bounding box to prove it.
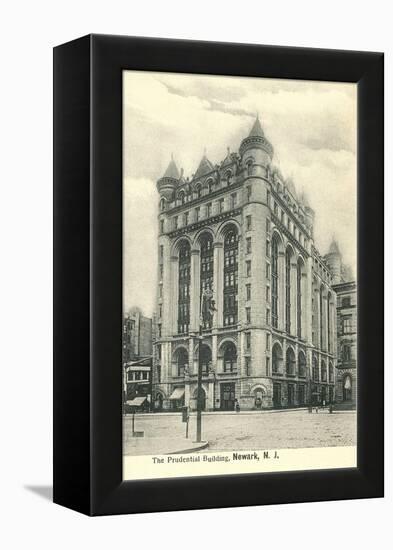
[196,288,216,443]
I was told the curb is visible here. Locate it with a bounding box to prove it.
[168,441,209,455]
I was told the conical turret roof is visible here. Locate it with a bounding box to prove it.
[328,238,341,255]
[248,115,265,138]
[239,115,273,159]
[194,153,214,179]
[162,156,180,180]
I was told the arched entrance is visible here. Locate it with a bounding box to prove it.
[343,374,352,401]
[154,393,163,411]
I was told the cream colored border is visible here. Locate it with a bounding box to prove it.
[123,446,356,481]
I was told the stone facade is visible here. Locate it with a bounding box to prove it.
[152,117,337,411]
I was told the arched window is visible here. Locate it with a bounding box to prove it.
[246,161,253,176]
[178,241,190,334]
[343,374,352,401]
[297,259,303,338]
[298,351,306,377]
[176,348,188,377]
[206,179,213,194]
[285,247,292,333]
[160,198,166,211]
[195,183,202,199]
[223,226,238,326]
[312,355,319,381]
[222,342,237,372]
[286,347,295,375]
[178,191,185,205]
[321,360,327,382]
[271,236,279,329]
[200,233,214,329]
[226,170,233,185]
[272,343,282,374]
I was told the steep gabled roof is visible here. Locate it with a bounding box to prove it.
[194,154,214,179]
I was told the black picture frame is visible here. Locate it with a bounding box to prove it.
[53,34,384,516]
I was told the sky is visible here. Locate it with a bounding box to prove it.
[123,71,357,317]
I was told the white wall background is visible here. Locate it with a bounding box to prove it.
[0,0,390,547]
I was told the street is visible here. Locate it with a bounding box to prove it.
[123,409,356,455]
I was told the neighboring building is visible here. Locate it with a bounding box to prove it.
[123,307,153,362]
[124,356,153,409]
[153,117,337,411]
[123,308,153,407]
[325,241,357,407]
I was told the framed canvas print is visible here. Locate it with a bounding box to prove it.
[53,34,384,516]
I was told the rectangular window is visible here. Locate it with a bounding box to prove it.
[206,203,212,218]
[267,189,271,207]
[159,245,164,259]
[266,333,270,350]
[230,193,237,209]
[281,210,284,223]
[159,264,163,279]
[266,286,270,302]
[156,344,161,359]
[266,356,270,376]
[343,317,351,333]
[247,185,252,202]
[246,237,251,254]
[158,324,162,338]
[183,212,189,226]
[219,198,225,213]
[266,218,271,234]
[274,202,278,215]
[195,207,200,221]
[174,216,178,229]
[266,262,270,279]
[246,215,252,230]
[266,308,270,325]
[246,260,251,277]
[246,307,251,323]
[160,220,164,234]
[266,239,270,257]
[245,357,251,376]
[342,296,351,308]
[246,284,251,301]
[246,332,251,349]
[159,304,162,318]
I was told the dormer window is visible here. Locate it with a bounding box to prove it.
[226,170,233,185]
[196,184,202,199]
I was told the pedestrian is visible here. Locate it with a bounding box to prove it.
[235,399,240,413]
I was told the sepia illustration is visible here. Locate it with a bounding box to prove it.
[122,71,357,480]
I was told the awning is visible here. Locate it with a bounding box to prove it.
[126,397,146,407]
[169,387,185,400]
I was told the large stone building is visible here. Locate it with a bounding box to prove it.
[152,117,338,411]
[325,241,357,407]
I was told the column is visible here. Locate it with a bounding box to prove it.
[213,242,224,328]
[278,251,285,331]
[190,249,200,333]
[290,261,297,337]
[169,255,178,337]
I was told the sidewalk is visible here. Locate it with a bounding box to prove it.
[123,436,209,456]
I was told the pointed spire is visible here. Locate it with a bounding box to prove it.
[329,238,341,255]
[162,155,180,179]
[248,114,265,138]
